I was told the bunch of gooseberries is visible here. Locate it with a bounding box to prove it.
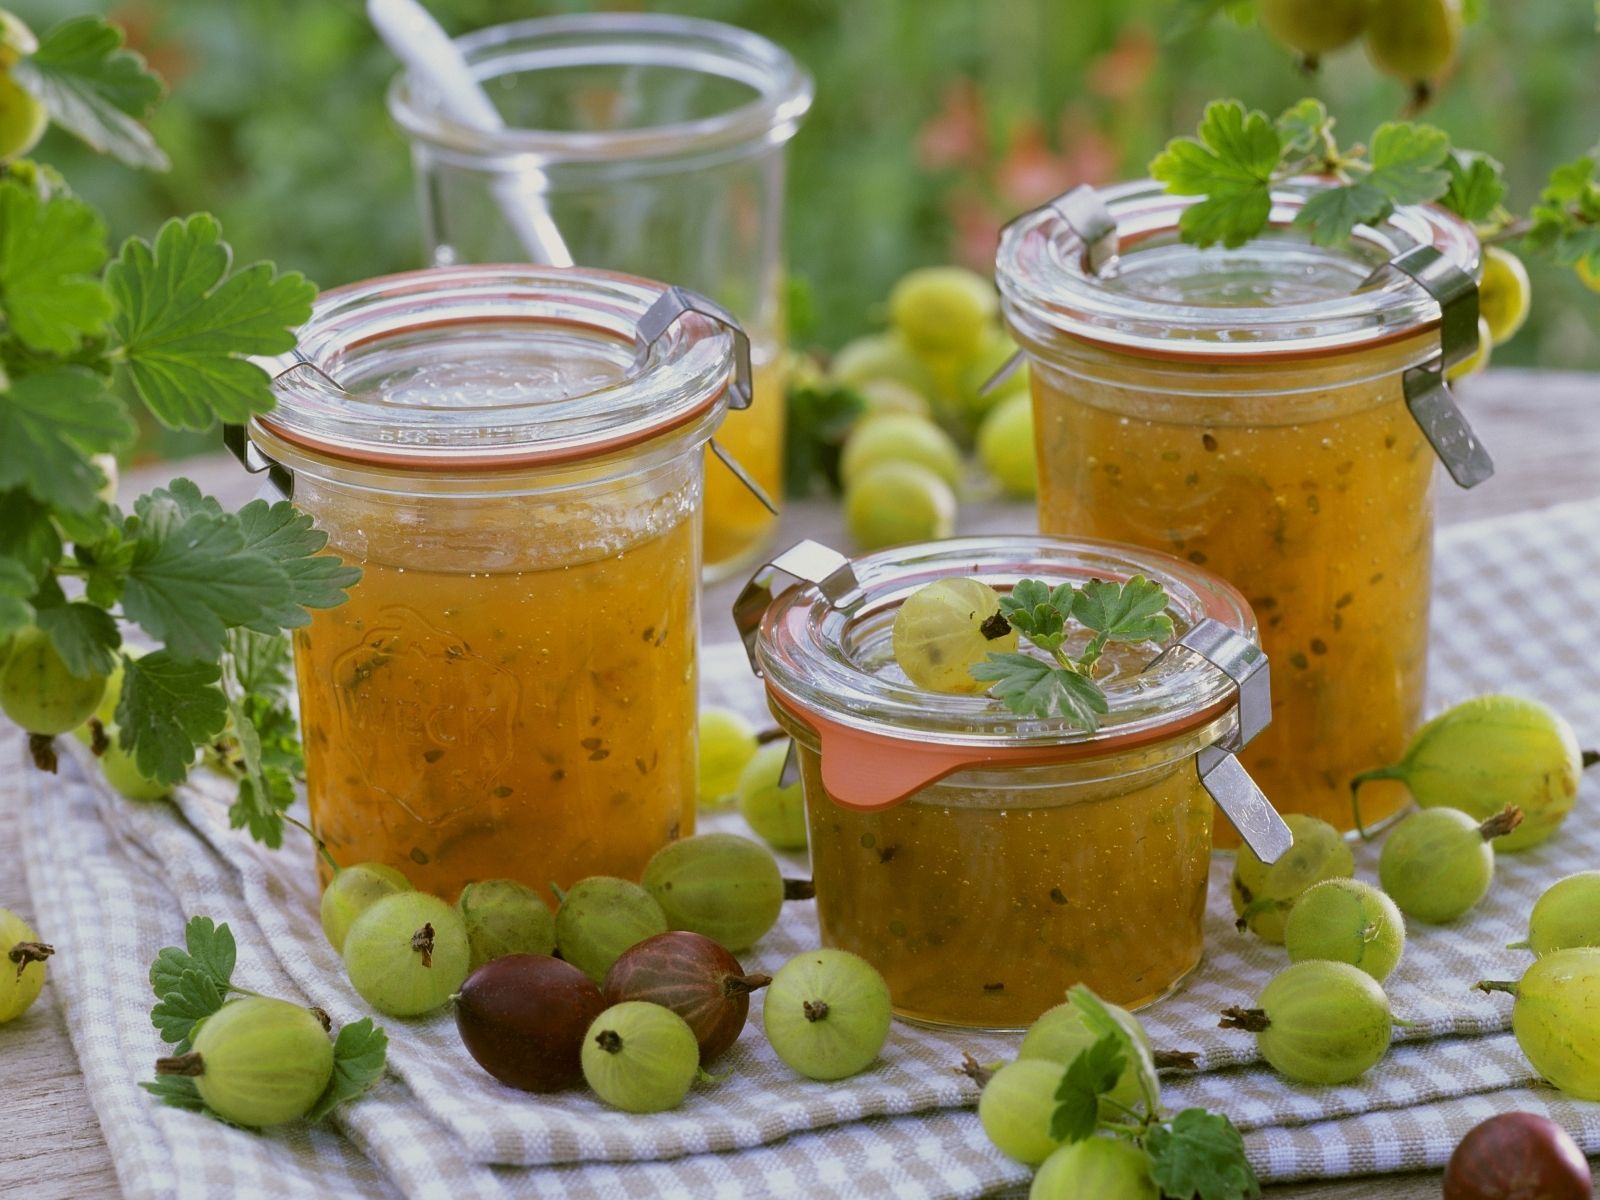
[1256,0,1465,102]
[797,265,1037,551]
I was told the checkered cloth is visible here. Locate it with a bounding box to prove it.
[16,495,1600,1199]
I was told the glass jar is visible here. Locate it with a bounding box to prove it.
[388,14,813,580]
[995,181,1485,845]
[738,536,1282,1029]
[241,266,740,899]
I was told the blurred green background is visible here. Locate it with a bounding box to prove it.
[15,0,1600,424]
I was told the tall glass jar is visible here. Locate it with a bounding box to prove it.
[740,536,1280,1029]
[996,182,1483,845]
[242,266,739,899]
[387,14,813,580]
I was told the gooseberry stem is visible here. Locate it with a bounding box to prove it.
[754,727,786,745]
[8,941,54,980]
[802,999,829,1023]
[1582,749,1599,769]
[1218,1005,1271,1033]
[1506,939,1532,951]
[85,717,109,757]
[27,733,57,773]
[595,1029,623,1054]
[1475,980,1518,996]
[154,1051,205,1077]
[1152,1049,1200,1071]
[724,973,772,996]
[1349,765,1407,841]
[1477,805,1524,842]
[281,812,341,876]
[958,1052,996,1086]
[783,878,816,901]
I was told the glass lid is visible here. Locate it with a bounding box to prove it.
[996,178,1480,361]
[756,535,1257,757]
[252,265,736,471]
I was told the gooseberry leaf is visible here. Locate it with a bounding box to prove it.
[1068,984,1160,1114]
[997,577,1074,650]
[121,503,291,662]
[969,653,1109,729]
[34,597,120,678]
[107,215,315,430]
[0,558,34,640]
[149,916,238,1001]
[1295,123,1452,246]
[227,627,293,697]
[0,182,113,354]
[1276,99,1331,158]
[1441,151,1507,223]
[235,499,362,629]
[0,490,63,583]
[117,651,228,785]
[150,967,225,1046]
[1072,576,1175,646]
[1149,101,1281,248]
[139,1075,207,1113]
[1049,1032,1126,1143]
[307,1019,390,1121]
[11,16,167,170]
[1146,1108,1261,1200]
[0,368,133,514]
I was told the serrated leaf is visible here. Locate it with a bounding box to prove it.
[0,368,132,514]
[149,916,236,1000]
[150,968,224,1045]
[236,499,361,627]
[1276,99,1330,158]
[1294,182,1394,247]
[1146,1108,1261,1200]
[1441,151,1507,222]
[1068,985,1161,1114]
[970,653,1109,729]
[34,599,120,678]
[0,182,113,354]
[231,765,296,849]
[122,508,290,662]
[0,490,63,582]
[12,16,168,170]
[1049,1032,1127,1143]
[107,216,315,430]
[139,1075,208,1113]
[1150,101,1281,249]
[226,628,293,696]
[308,1019,389,1121]
[117,651,227,785]
[997,578,1073,650]
[1365,122,1452,206]
[0,558,34,640]
[1072,576,1176,644]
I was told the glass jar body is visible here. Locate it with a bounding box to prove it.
[268,442,704,901]
[393,16,810,579]
[1028,338,1433,843]
[782,717,1219,1030]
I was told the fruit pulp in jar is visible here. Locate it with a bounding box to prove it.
[1031,347,1428,844]
[702,348,782,578]
[294,504,698,901]
[803,746,1212,1028]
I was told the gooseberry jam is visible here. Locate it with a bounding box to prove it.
[996,181,1481,844]
[246,266,738,899]
[744,537,1273,1030]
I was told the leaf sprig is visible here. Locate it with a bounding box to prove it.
[968,576,1175,730]
[141,916,387,1122]
[1149,99,1500,250]
[1046,985,1260,1200]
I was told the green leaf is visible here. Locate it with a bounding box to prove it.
[236,499,361,627]
[0,558,34,640]
[0,368,133,513]
[1068,985,1161,1114]
[1441,151,1507,223]
[969,653,1109,729]
[149,915,237,1001]
[227,628,294,697]
[122,507,290,662]
[1049,1032,1127,1143]
[1294,183,1394,247]
[308,1019,389,1121]
[150,967,224,1045]
[1146,1108,1261,1200]
[34,599,120,678]
[107,215,316,430]
[11,16,167,170]
[1071,576,1176,645]
[1150,101,1281,249]
[1276,99,1330,158]
[0,490,63,582]
[0,183,113,355]
[997,578,1074,651]
[140,1075,208,1113]
[117,651,228,785]
[783,381,866,499]
[1364,122,1453,206]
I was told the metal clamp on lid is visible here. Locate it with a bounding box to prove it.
[637,286,775,515]
[733,540,861,677]
[1364,245,1495,490]
[982,185,1120,398]
[1149,617,1290,864]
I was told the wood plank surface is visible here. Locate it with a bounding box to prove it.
[2,367,1595,1199]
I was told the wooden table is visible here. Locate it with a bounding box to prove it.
[4,368,1595,1199]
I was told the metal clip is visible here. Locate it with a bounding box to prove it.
[1363,245,1495,490]
[732,540,861,677]
[1148,618,1288,863]
[636,286,753,411]
[222,424,293,501]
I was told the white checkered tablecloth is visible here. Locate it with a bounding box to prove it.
[15,496,1600,1199]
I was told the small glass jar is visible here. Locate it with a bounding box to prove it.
[241,266,739,899]
[996,181,1483,845]
[740,536,1278,1030]
[388,14,814,580]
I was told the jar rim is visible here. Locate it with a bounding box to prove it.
[755,535,1256,761]
[996,178,1481,363]
[387,13,815,166]
[252,264,735,472]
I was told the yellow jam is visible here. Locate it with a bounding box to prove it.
[702,351,782,577]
